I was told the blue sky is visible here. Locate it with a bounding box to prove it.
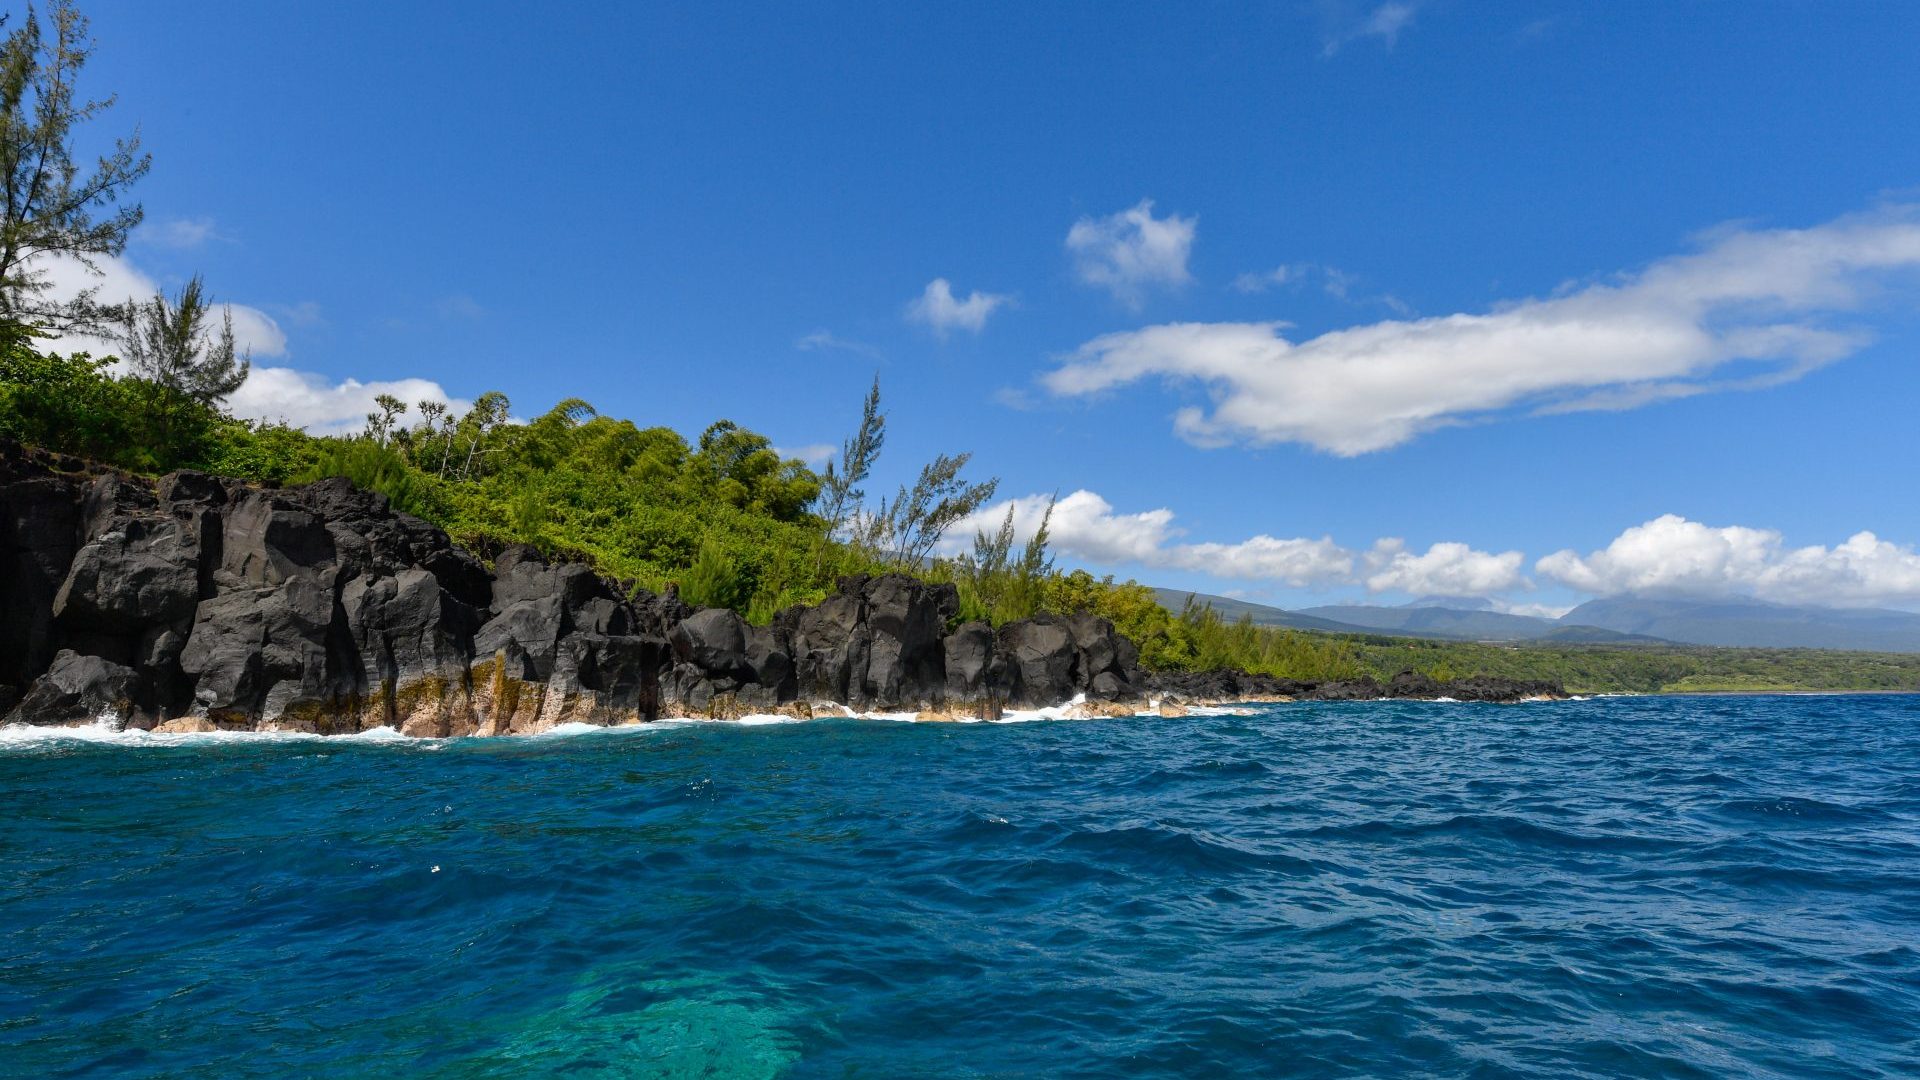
[54,0,1920,614]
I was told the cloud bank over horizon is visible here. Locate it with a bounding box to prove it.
[1539,514,1920,610]
[946,488,1527,599]
[1041,204,1920,456]
[945,488,1920,614]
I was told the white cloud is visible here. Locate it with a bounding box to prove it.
[1538,515,1920,608]
[1042,204,1920,455]
[34,250,465,436]
[1492,599,1574,619]
[34,252,288,362]
[944,491,1920,612]
[1172,533,1354,586]
[774,443,836,468]
[947,489,1529,593]
[956,489,1180,566]
[1364,538,1527,596]
[905,278,1011,336]
[795,328,883,359]
[1324,2,1420,56]
[1066,199,1195,308]
[226,369,469,436]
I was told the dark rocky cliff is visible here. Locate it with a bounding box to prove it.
[0,442,1559,735]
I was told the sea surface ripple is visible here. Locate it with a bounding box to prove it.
[3,695,1918,1078]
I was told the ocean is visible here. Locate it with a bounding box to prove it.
[2,695,1916,1077]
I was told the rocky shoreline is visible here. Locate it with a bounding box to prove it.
[0,441,1562,736]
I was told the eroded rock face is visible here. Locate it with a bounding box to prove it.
[0,440,1560,733]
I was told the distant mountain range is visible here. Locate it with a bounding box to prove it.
[1150,589,1920,653]
[1558,596,1920,652]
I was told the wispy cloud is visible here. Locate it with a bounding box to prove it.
[795,328,884,359]
[992,386,1038,411]
[137,216,224,250]
[1232,261,1412,313]
[773,443,837,468]
[1042,203,1920,456]
[1066,199,1195,309]
[1231,263,1312,294]
[905,278,1012,336]
[265,300,326,328]
[1516,17,1558,44]
[1323,1,1420,57]
[436,293,485,320]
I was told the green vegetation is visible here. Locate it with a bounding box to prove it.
[3,0,1917,696]
[1330,636,1920,694]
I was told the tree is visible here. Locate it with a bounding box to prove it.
[867,451,999,567]
[954,494,1054,622]
[457,390,510,479]
[366,393,406,445]
[0,0,150,331]
[116,275,249,461]
[818,375,884,535]
[413,398,446,470]
[0,317,140,463]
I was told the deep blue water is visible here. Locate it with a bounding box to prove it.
[3,695,1918,1078]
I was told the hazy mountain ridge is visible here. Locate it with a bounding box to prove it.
[1154,589,1920,652]
[1563,596,1920,652]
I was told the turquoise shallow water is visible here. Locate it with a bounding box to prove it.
[2,695,1918,1078]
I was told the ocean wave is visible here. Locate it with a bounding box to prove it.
[1710,794,1889,825]
[1048,820,1322,877]
[0,718,424,750]
[1294,812,1694,856]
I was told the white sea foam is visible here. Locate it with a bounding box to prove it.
[0,691,1237,749]
[340,726,410,742]
[651,713,808,727]
[0,717,448,750]
[526,721,632,738]
[726,713,810,726]
[2,719,312,748]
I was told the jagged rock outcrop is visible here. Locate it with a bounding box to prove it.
[11,649,140,725]
[0,441,1562,734]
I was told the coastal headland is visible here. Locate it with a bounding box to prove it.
[0,440,1559,736]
